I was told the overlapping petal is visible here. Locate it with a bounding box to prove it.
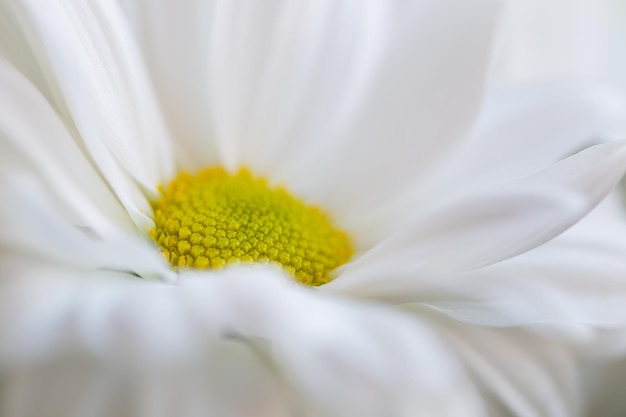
[0,0,622,416]
[327,141,626,306]
[117,0,501,238]
[435,82,626,195]
[425,193,626,331]
[0,264,484,417]
[0,58,133,237]
[342,80,626,247]
[118,0,221,170]
[3,0,175,215]
[0,55,171,279]
[439,320,583,417]
[0,176,174,282]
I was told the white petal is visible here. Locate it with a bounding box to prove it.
[326,140,626,299]
[183,267,485,417]
[0,2,56,106]
[434,81,626,196]
[0,263,483,417]
[0,58,132,238]
[0,67,172,277]
[439,321,583,417]
[0,334,287,417]
[425,193,626,332]
[121,0,500,230]
[0,176,174,282]
[118,0,221,170]
[325,186,583,300]
[263,0,500,216]
[6,0,175,218]
[344,80,626,247]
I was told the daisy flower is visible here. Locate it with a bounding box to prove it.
[2,1,626,416]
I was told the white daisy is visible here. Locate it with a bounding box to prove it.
[2,1,626,416]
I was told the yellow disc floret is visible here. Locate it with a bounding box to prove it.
[150,167,353,286]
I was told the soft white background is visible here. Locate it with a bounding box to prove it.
[496,0,626,90]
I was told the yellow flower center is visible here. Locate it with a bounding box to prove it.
[150,167,353,286]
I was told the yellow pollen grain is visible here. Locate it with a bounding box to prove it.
[150,167,353,286]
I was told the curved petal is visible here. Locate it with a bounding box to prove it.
[326,140,626,299]
[119,0,501,234]
[204,272,483,417]
[438,320,583,417]
[0,263,484,417]
[0,58,133,238]
[117,0,221,170]
[5,0,175,214]
[341,80,626,248]
[0,2,56,106]
[0,174,174,282]
[425,193,626,332]
[0,307,287,417]
[272,0,501,231]
[433,81,626,196]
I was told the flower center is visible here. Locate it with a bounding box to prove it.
[150,167,353,285]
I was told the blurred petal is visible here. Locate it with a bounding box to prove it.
[439,320,583,417]
[425,193,626,332]
[436,81,626,195]
[0,264,484,417]
[495,0,626,88]
[0,58,132,237]
[118,0,221,169]
[5,0,175,222]
[0,2,56,106]
[183,267,485,417]
[0,176,174,282]
[119,0,501,237]
[0,334,289,417]
[270,0,501,230]
[327,141,626,299]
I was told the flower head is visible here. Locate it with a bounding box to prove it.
[2,1,626,416]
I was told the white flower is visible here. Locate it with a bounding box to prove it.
[2,1,626,416]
